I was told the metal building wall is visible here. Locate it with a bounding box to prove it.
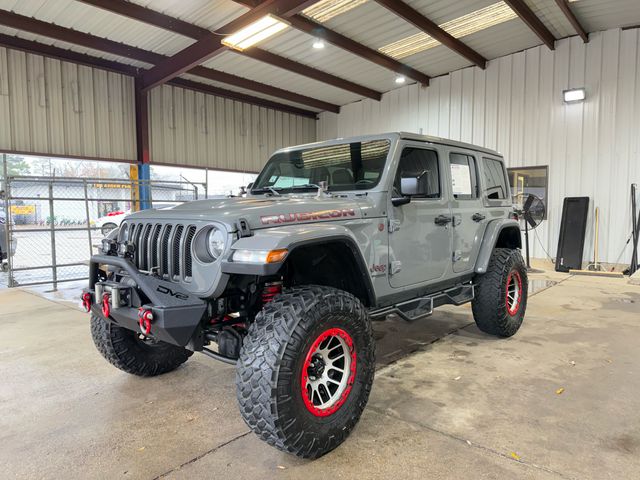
[0,46,137,161]
[0,45,317,173]
[148,84,317,173]
[318,28,640,265]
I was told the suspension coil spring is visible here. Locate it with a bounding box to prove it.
[262,281,282,304]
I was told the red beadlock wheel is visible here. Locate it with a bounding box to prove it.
[300,327,357,417]
[505,270,523,316]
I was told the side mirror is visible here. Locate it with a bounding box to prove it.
[391,196,411,207]
[400,177,420,196]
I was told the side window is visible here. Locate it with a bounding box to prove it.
[394,148,440,198]
[449,153,478,200]
[482,158,509,200]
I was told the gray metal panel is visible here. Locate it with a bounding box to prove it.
[317,28,640,265]
[0,46,137,161]
[148,83,317,172]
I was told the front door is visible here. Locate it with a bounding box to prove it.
[388,144,452,288]
[449,152,487,273]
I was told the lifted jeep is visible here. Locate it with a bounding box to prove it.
[83,132,527,458]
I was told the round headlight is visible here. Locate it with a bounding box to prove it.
[206,228,226,260]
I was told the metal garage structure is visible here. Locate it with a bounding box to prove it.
[0,0,639,266]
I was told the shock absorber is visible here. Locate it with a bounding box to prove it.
[261,281,282,304]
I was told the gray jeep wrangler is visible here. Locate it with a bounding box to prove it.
[83,132,527,458]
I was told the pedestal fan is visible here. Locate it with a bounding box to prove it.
[514,193,546,272]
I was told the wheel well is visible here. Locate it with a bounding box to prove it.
[281,241,374,307]
[496,226,522,249]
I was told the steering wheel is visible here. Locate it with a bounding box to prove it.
[355,179,374,185]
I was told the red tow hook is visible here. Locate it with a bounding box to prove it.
[102,293,111,318]
[81,292,92,313]
[138,308,153,335]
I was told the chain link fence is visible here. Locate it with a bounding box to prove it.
[1,171,206,289]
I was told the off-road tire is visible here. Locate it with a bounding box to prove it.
[236,285,375,458]
[90,315,192,376]
[472,248,528,337]
[101,222,118,236]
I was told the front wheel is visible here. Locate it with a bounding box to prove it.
[90,315,192,376]
[472,248,528,337]
[236,286,375,458]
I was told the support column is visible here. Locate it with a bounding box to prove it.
[135,76,151,210]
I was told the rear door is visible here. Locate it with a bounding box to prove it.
[448,151,487,273]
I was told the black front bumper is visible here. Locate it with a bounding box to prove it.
[84,255,207,348]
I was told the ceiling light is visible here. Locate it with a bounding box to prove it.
[221,15,289,51]
[379,1,517,59]
[313,39,325,49]
[395,76,406,84]
[303,0,369,23]
[563,88,586,103]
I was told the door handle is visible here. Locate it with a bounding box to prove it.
[434,215,453,226]
[472,213,486,222]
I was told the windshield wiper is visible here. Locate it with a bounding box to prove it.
[290,184,324,191]
[251,186,282,196]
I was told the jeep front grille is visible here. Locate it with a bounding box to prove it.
[123,222,197,282]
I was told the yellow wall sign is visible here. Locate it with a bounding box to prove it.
[11,205,35,215]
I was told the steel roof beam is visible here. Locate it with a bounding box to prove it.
[504,0,556,50]
[78,0,381,100]
[374,0,487,69]
[139,0,321,91]
[554,0,588,43]
[233,0,430,86]
[0,10,336,112]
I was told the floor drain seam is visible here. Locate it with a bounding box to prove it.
[368,406,577,480]
[152,430,252,479]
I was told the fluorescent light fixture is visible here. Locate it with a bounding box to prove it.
[395,75,406,84]
[563,88,586,103]
[313,39,325,49]
[380,1,517,59]
[221,15,289,51]
[303,0,369,23]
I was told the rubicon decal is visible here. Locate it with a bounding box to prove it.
[261,209,356,225]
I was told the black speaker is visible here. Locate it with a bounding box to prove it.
[555,197,590,272]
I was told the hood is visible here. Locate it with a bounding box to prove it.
[125,195,364,231]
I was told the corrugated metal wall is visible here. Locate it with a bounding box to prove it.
[0,45,317,173]
[318,28,640,265]
[148,84,316,173]
[0,46,136,161]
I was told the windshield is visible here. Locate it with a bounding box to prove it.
[251,140,390,194]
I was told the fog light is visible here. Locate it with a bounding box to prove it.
[101,239,117,255]
[118,241,136,258]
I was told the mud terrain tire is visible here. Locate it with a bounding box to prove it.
[91,315,192,376]
[236,285,375,458]
[472,248,528,337]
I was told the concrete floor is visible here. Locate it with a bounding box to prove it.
[1,268,639,479]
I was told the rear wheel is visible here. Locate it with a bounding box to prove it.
[472,248,528,337]
[90,315,192,376]
[236,285,375,458]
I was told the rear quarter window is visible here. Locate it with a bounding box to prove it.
[482,157,509,200]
